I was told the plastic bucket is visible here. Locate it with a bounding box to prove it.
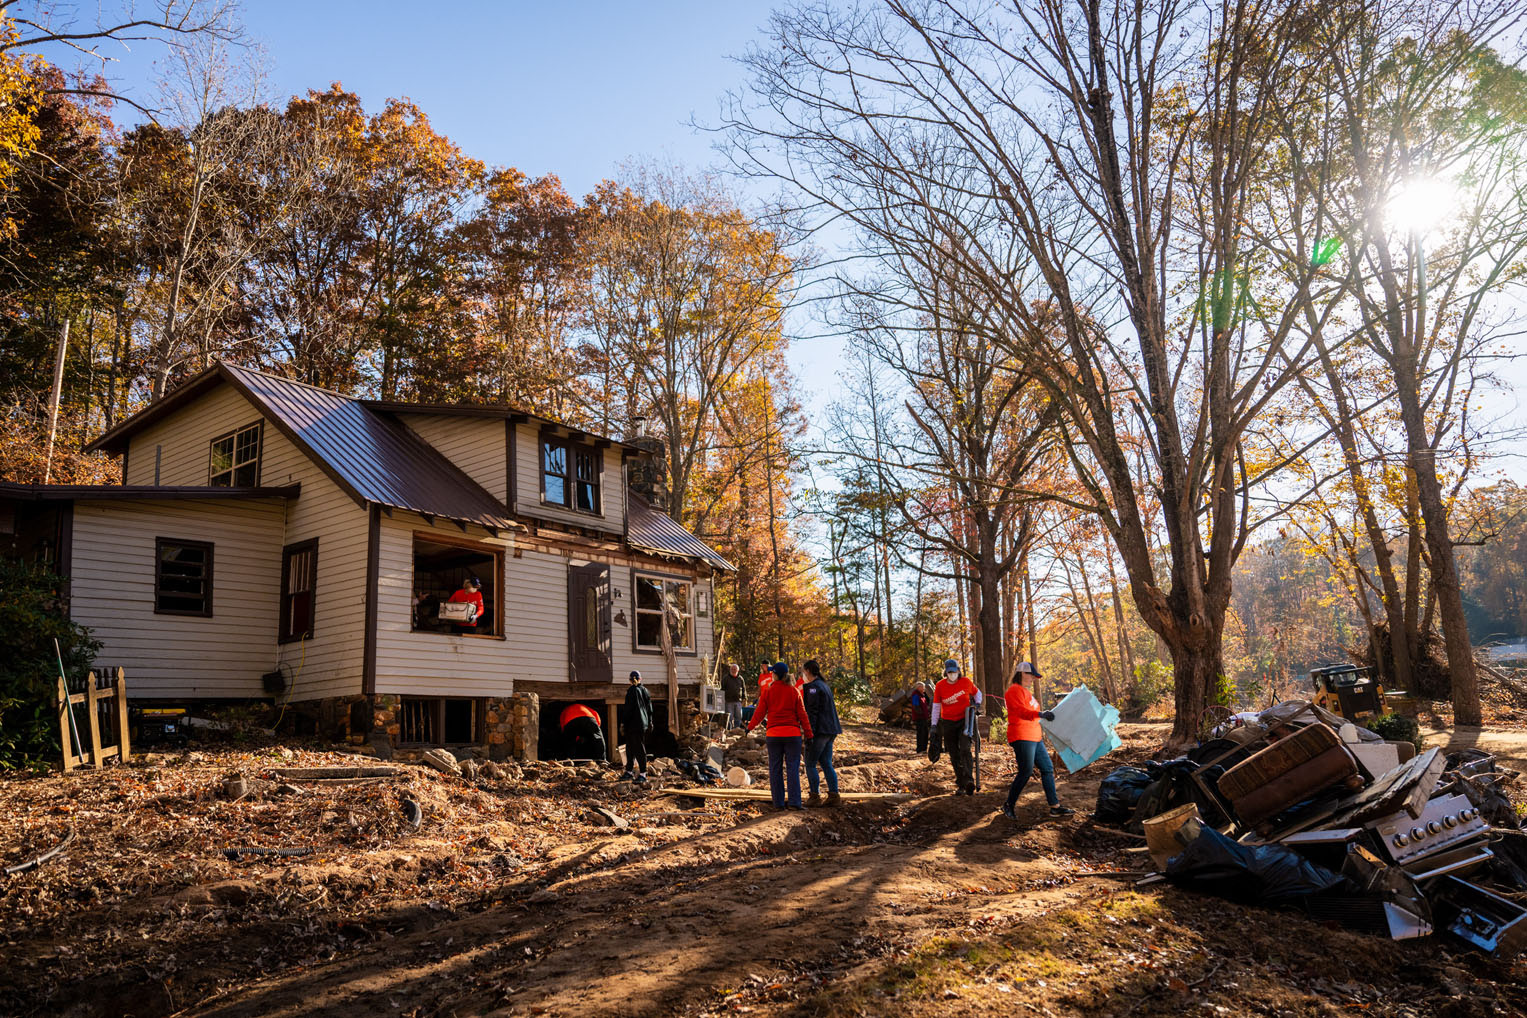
[1143,803,1201,870]
[726,766,752,788]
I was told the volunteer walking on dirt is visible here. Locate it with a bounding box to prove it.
[909,681,932,753]
[930,659,982,795]
[748,661,813,809]
[800,659,842,807]
[621,670,653,784]
[1000,662,1075,820]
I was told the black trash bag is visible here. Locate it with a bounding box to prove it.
[1457,773,1521,830]
[1129,759,1226,832]
[1485,830,1527,891]
[1165,825,1350,905]
[1094,766,1154,824]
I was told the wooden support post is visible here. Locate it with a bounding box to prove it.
[85,672,104,766]
[57,676,76,774]
[114,668,130,762]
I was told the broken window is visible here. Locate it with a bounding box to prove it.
[634,573,693,651]
[209,422,262,487]
[410,534,501,636]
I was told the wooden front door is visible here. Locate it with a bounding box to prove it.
[568,563,612,684]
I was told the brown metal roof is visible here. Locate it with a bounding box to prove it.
[218,364,517,532]
[366,400,645,454]
[0,482,300,501]
[627,493,734,572]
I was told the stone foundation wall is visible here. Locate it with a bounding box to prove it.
[289,692,534,762]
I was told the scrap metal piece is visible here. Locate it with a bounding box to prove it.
[1431,875,1527,959]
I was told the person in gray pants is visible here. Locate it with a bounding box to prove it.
[721,662,746,730]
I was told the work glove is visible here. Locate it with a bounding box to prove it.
[1041,711,1056,722]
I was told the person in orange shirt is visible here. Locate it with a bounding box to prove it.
[747,661,813,809]
[930,658,982,795]
[559,702,606,760]
[1000,662,1075,820]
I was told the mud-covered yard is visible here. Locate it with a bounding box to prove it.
[2,713,1524,1018]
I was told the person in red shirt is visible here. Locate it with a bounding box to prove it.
[1000,662,1074,820]
[559,702,606,760]
[446,576,487,632]
[747,661,813,809]
[930,658,982,795]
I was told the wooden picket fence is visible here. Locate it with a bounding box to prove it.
[56,667,130,772]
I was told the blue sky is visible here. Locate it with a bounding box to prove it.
[45,0,850,421]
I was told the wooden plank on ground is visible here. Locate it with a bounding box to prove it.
[654,787,913,802]
[272,766,402,780]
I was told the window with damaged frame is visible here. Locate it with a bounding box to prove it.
[410,534,501,636]
[541,437,601,514]
[634,573,693,651]
[209,422,262,487]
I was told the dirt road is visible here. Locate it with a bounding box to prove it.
[3,718,1522,1018]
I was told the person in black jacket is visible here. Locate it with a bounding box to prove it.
[621,670,653,784]
[801,659,843,807]
[720,663,746,730]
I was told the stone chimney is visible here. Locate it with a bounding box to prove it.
[625,415,670,511]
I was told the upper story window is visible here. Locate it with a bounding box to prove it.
[541,436,602,515]
[210,422,262,487]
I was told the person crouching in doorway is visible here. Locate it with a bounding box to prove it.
[1000,662,1075,820]
[801,659,842,807]
[748,661,813,809]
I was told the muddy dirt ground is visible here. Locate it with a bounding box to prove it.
[3,712,1525,1018]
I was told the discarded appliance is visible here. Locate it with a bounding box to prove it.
[1430,876,1527,958]
[1136,699,1526,957]
[1041,685,1121,773]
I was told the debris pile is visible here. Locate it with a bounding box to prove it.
[1100,700,1527,958]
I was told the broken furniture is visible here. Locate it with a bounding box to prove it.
[1217,721,1360,827]
[1133,698,1526,959]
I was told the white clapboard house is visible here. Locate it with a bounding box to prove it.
[1,361,731,756]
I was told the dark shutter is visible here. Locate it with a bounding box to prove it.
[568,563,612,684]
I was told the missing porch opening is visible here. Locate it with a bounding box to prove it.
[397,696,484,746]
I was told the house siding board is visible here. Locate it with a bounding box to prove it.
[513,422,624,532]
[121,384,367,702]
[69,498,284,698]
[372,515,518,698]
[503,546,574,685]
[395,414,507,503]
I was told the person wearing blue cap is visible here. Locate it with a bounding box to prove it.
[747,661,813,809]
[620,670,652,783]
